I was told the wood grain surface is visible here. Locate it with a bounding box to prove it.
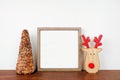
[0,70,120,80]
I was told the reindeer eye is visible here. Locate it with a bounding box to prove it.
[93,53,95,55]
[90,53,92,55]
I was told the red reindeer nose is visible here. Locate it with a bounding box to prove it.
[88,63,95,69]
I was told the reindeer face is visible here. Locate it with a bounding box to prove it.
[81,34,103,73]
[82,48,102,71]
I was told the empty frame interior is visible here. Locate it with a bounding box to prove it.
[37,27,82,71]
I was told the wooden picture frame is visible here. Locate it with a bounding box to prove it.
[37,27,83,71]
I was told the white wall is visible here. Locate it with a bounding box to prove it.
[0,0,120,70]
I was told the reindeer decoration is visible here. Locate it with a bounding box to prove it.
[82,34,103,73]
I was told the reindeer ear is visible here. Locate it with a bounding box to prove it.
[82,48,89,52]
[96,48,102,53]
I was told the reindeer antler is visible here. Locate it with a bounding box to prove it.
[93,34,103,48]
[82,34,90,48]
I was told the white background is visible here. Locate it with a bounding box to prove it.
[40,31,78,68]
[0,0,120,70]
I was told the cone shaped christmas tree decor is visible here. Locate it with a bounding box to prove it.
[16,29,34,74]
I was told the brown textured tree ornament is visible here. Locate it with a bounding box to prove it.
[16,29,34,74]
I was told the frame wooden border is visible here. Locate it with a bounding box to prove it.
[37,27,83,71]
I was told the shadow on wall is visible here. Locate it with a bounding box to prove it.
[31,32,37,71]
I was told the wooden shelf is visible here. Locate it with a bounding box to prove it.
[0,70,120,80]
